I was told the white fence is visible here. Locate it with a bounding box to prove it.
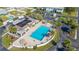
[26,32,56,48]
[9,29,56,49]
[10,32,56,49]
[37,34,56,47]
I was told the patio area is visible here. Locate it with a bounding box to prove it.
[10,21,53,48]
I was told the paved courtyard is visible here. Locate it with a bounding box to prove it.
[9,21,52,49]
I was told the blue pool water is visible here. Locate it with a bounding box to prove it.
[31,26,50,41]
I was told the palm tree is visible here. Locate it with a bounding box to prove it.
[62,39,72,48]
[8,25,17,34]
[54,20,62,28]
[62,39,76,51]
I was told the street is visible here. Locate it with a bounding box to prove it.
[48,28,68,51]
[48,8,79,51]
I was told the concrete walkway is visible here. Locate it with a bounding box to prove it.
[8,22,53,49]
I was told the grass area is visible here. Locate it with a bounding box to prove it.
[10,29,59,51]
[2,34,13,48]
[52,29,60,43]
[10,42,53,51]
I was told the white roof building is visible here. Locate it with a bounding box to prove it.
[17,29,26,36]
[13,17,25,25]
[45,7,64,13]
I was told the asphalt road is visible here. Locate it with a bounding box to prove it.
[48,8,79,51]
[69,8,79,50]
[48,28,67,51]
[72,7,79,50]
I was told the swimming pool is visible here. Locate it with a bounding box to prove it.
[31,26,50,41]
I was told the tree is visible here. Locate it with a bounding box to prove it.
[0,21,3,26]
[51,40,57,45]
[67,47,76,51]
[25,8,33,16]
[54,21,62,27]
[33,45,37,50]
[2,34,12,47]
[34,7,43,14]
[1,15,8,21]
[35,14,43,21]
[59,17,67,24]
[64,7,76,15]
[59,17,78,30]
[62,39,72,48]
[24,8,44,21]
[65,18,78,30]
[62,39,76,51]
[0,18,3,26]
[71,22,78,30]
[10,10,18,16]
[34,7,46,17]
[8,25,17,33]
[68,18,78,30]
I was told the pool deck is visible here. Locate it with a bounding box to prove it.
[8,21,52,49]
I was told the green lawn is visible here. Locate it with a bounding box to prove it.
[10,29,60,51]
[2,34,13,48]
[52,29,60,43]
[10,42,53,51]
